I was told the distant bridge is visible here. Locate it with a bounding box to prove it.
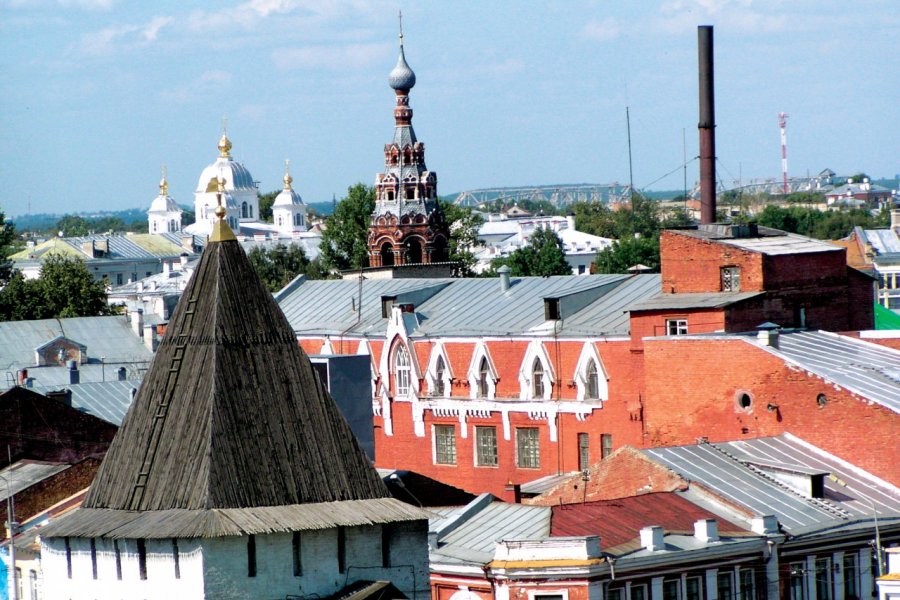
[452,183,632,208]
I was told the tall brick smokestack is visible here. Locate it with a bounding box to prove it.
[698,25,716,224]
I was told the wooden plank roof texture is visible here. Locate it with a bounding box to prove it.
[75,233,390,515]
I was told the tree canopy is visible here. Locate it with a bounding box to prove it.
[490,226,571,277]
[755,205,887,239]
[439,199,484,277]
[258,191,278,223]
[0,255,112,321]
[319,184,376,272]
[247,243,329,292]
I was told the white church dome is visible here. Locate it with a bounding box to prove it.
[195,133,257,193]
[273,172,305,207]
[149,177,182,214]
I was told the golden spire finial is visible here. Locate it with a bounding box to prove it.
[283,159,293,190]
[159,164,168,196]
[218,117,232,158]
[209,174,236,242]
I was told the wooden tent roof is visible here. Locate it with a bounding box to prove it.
[42,226,419,538]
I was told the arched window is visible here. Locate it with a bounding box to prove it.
[586,361,600,399]
[294,213,303,227]
[477,357,489,398]
[532,358,544,398]
[381,243,394,266]
[395,346,411,397]
[406,239,422,264]
[151,221,157,233]
[434,355,446,397]
[169,219,177,232]
[241,202,249,218]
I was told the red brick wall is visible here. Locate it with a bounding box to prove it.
[661,231,765,293]
[847,268,876,331]
[642,337,899,483]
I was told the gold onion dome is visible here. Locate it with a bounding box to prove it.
[283,172,293,190]
[159,176,168,196]
[218,133,233,157]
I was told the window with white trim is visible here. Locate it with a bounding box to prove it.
[434,355,446,397]
[721,266,741,292]
[586,361,600,399]
[395,345,411,397]
[475,426,498,467]
[516,427,540,469]
[532,358,544,398]
[477,357,490,398]
[666,319,688,336]
[434,424,456,465]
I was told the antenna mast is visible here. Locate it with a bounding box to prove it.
[779,112,789,194]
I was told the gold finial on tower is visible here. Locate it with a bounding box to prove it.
[210,174,236,242]
[283,159,293,190]
[159,164,168,196]
[218,117,232,158]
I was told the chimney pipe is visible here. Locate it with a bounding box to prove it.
[67,359,80,385]
[640,526,666,552]
[131,308,144,338]
[117,366,127,381]
[698,25,717,225]
[498,265,511,293]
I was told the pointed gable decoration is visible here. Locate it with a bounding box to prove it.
[42,212,426,539]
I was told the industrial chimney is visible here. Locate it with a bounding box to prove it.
[698,25,716,224]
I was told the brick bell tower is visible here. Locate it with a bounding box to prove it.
[368,19,450,267]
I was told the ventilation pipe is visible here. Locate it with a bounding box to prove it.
[67,359,80,384]
[117,366,127,381]
[698,25,717,224]
[131,308,144,338]
[498,265,511,292]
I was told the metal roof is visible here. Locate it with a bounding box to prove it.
[643,435,900,532]
[673,227,840,256]
[629,291,764,312]
[521,471,579,495]
[431,500,550,566]
[0,460,69,501]
[277,274,661,339]
[32,380,139,425]
[551,493,749,548]
[863,228,900,254]
[0,316,153,375]
[748,330,900,413]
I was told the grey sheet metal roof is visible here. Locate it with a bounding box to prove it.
[277,274,660,339]
[32,380,139,425]
[675,227,841,255]
[431,500,551,566]
[863,228,900,254]
[0,316,153,374]
[644,435,900,532]
[521,472,580,495]
[0,460,69,501]
[748,330,900,413]
[629,291,764,312]
[717,434,900,521]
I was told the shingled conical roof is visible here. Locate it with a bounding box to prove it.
[82,229,389,512]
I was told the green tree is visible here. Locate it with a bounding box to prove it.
[0,208,17,285]
[490,226,571,277]
[247,243,329,292]
[56,215,91,236]
[0,255,112,320]
[439,199,484,277]
[319,184,376,272]
[258,191,278,223]
[593,235,660,274]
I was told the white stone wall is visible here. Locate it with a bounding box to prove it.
[40,521,429,600]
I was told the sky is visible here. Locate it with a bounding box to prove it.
[1,0,898,217]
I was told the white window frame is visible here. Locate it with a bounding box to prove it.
[425,343,453,398]
[667,318,688,336]
[432,424,457,465]
[467,342,498,400]
[574,342,609,401]
[518,341,555,400]
[721,266,741,292]
[394,345,411,398]
[515,427,541,469]
[474,425,498,467]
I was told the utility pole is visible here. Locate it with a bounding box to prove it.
[5,446,17,600]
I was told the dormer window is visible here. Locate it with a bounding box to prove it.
[395,346,411,397]
[586,361,600,399]
[434,355,446,397]
[477,357,489,398]
[532,358,544,398]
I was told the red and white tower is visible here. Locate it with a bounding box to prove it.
[779,112,789,194]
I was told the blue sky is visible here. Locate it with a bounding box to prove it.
[1,0,898,217]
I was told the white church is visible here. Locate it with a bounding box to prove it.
[39,204,430,599]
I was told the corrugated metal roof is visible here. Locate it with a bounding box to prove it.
[550,492,748,548]
[720,234,842,256]
[0,460,69,501]
[749,330,900,413]
[630,291,764,311]
[278,274,661,338]
[521,472,579,495]
[32,380,139,425]
[643,435,900,532]
[0,316,152,375]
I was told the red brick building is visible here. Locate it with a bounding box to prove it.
[281,218,892,501]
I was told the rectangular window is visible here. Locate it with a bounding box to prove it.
[337,526,346,574]
[578,432,590,471]
[65,537,72,579]
[114,539,122,580]
[90,538,98,579]
[381,524,392,568]
[116,273,123,286]
[292,532,302,576]
[739,568,754,600]
[721,266,740,292]
[815,558,832,600]
[667,319,688,336]
[843,553,858,599]
[434,424,457,465]
[475,426,498,467]
[631,585,647,600]
[686,576,703,600]
[789,563,806,600]
[718,572,735,600]
[172,539,181,579]
[664,579,681,600]
[137,538,147,581]
[247,535,257,578]
[601,433,613,459]
[516,427,540,469]
[608,589,623,600]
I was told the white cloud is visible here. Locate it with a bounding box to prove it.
[160,70,234,104]
[58,0,117,9]
[582,17,621,42]
[79,15,173,55]
[271,41,391,71]
[655,0,789,34]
